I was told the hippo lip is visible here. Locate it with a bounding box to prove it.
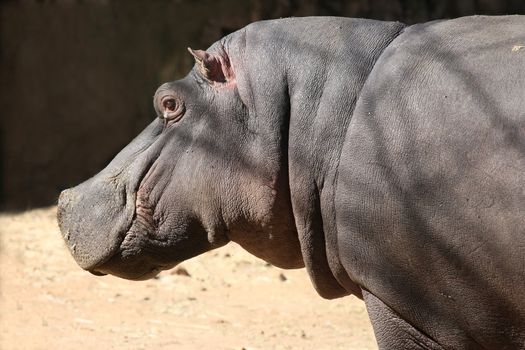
[89,270,108,276]
[84,204,152,273]
[92,261,175,281]
[85,162,162,275]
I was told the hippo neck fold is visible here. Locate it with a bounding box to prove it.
[228,17,406,298]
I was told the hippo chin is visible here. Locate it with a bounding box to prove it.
[58,16,525,349]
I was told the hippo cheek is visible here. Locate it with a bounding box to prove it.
[90,212,221,280]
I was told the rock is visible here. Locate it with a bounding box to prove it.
[171,266,191,277]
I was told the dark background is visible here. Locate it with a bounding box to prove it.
[1,0,524,210]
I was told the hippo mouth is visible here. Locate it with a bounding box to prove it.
[88,156,190,281]
[83,164,170,279]
[57,152,163,275]
[76,195,176,280]
[86,206,173,280]
[90,256,174,280]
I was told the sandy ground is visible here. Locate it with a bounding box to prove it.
[0,207,376,350]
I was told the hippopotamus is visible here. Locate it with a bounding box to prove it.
[57,15,525,349]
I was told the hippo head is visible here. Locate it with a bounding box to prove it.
[57,41,304,280]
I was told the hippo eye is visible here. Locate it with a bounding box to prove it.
[158,96,185,122]
[163,99,176,111]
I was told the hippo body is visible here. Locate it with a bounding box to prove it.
[58,16,525,349]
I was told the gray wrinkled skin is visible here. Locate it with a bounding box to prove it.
[58,16,525,349]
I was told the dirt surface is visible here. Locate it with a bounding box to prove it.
[0,207,376,350]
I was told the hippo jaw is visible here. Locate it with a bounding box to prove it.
[81,181,218,280]
[56,181,164,279]
[57,128,230,280]
[57,161,221,280]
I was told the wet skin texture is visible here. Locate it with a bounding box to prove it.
[58,16,525,349]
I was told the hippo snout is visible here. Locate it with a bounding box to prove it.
[57,189,74,237]
[57,178,136,271]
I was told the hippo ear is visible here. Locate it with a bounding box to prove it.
[187,47,235,85]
